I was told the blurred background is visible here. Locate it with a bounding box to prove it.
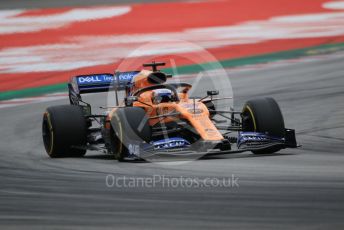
[0,0,343,229]
[1,0,344,103]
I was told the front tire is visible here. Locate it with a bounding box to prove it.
[42,105,87,158]
[110,107,151,161]
[242,97,285,154]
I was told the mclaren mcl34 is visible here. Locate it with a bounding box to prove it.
[42,62,298,161]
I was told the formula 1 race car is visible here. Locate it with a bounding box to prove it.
[42,61,297,161]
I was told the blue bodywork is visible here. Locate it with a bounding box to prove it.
[72,71,140,94]
[76,74,113,93]
[124,133,292,160]
[76,74,114,85]
[152,137,191,150]
[237,132,285,149]
[114,71,140,90]
[125,137,191,159]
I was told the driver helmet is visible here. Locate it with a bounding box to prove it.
[152,89,174,104]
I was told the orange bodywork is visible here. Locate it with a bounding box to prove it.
[107,69,224,141]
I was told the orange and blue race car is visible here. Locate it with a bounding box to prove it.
[42,62,298,161]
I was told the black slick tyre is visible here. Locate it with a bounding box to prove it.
[241,97,285,154]
[110,107,151,161]
[42,105,87,157]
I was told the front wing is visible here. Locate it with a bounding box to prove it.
[123,129,298,160]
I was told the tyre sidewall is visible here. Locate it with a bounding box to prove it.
[43,105,87,157]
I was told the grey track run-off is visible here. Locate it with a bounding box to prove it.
[0,51,344,229]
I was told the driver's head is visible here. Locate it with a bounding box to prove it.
[152,89,174,104]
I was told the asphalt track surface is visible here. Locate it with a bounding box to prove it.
[1,1,344,229]
[0,51,344,229]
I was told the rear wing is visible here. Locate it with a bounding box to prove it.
[68,71,139,105]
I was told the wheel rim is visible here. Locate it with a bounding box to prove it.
[242,106,256,132]
[42,113,53,154]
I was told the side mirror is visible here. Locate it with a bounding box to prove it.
[207,90,219,96]
[125,96,138,106]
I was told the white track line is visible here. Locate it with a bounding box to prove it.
[1,51,343,109]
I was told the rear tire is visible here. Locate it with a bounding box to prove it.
[110,107,151,161]
[42,105,87,158]
[241,97,285,154]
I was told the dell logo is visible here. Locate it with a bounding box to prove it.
[78,76,102,83]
